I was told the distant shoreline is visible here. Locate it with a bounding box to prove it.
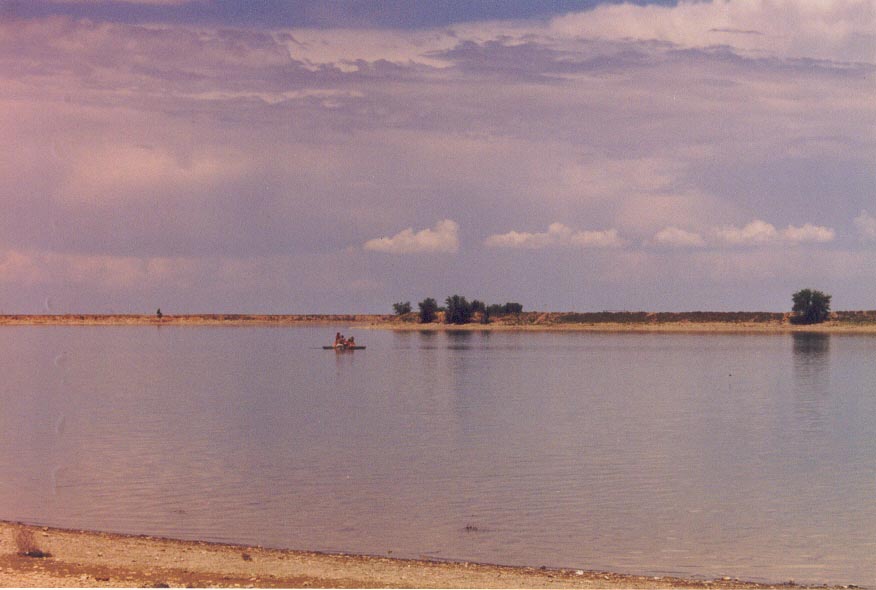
[1,311,876,332]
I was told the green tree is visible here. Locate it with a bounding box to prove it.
[486,303,506,317]
[392,301,412,315]
[791,289,832,324]
[445,294,473,324]
[418,298,438,323]
[504,302,523,315]
[484,302,523,317]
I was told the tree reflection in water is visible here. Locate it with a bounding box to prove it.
[791,332,831,435]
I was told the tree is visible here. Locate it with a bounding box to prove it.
[471,299,489,324]
[486,303,506,317]
[392,301,412,315]
[504,302,523,315]
[485,302,524,317]
[418,298,438,323]
[791,289,831,324]
[445,294,473,324]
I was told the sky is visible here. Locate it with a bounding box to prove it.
[0,0,874,314]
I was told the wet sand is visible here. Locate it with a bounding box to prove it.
[0,522,838,589]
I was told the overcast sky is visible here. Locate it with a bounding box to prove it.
[1,0,874,313]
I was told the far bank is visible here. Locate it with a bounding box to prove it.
[1,311,876,333]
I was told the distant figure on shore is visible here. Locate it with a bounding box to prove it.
[156,308,163,319]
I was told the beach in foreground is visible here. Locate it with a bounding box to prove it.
[0,522,837,589]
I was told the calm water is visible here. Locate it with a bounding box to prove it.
[1,327,874,586]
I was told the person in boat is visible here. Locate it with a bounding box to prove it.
[346,336,355,347]
[334,332,344,348]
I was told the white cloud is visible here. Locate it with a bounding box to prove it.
[782,223,835,244]
[652,226,706,248]
[485,223,624,249]
[854,210,876,241]
[550,0,876,63]
[363,219,459,254]
[714,219,835,246]
[714,219,779,245]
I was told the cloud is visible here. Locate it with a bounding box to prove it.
[652,227,706,248]
[714,220,777,246]
[485,223,624,249]
[714,220,835,246]
[0,5,872,313]
[549,0,876,63]
[363,219,459,254]
[51,0,197,4]
[781,223,836,244]
[0,248,202,290]
[854,210,876,241]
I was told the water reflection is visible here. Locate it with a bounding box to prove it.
[791,332,831,434]
[792,332,830,359]
[446,330,474,350]
[1,328,875,586]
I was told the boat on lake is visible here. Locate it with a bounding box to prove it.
[328,332,363,350]
[323,345,366,351]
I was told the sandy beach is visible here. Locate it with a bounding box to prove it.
[0,522,842,589]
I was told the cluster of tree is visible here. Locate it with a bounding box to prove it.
[398,288,832,326]
[393,297,523,324]
[791,288,831,324]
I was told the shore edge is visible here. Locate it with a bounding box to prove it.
[1,312,876,333]
[0,521,841,589]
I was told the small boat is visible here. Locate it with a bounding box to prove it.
[323,345,366,350]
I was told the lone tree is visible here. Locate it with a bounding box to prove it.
[392,301,412,315]
[791,289,832,324]
[418,298,438,323]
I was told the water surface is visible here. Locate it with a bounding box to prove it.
[0,327,874,586]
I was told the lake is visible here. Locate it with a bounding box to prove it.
[0,326,874,586]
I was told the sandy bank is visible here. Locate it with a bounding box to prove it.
[0,522,837,589]
[0,314,386,327]
[2,312,876,333]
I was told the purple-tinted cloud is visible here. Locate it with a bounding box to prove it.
[0,2,873,313]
